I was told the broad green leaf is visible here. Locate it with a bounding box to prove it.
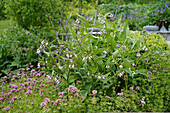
[112,50,119,59]
[136,69,148,76]
[92,48,106,56]
[94,55,106,63]
[62,74,67,80]
[123,67,132,76]
[122,59,131,68]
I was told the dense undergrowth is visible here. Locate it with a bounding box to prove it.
[0,0,170,112]
[0,17,169,112]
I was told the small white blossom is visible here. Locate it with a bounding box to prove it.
[119,65,123,69]
[98,76,101,80]
[82,57,85,62]
[37,49,41,54]
[103,51,108,54]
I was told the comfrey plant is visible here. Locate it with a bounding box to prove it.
[35,14,170,112]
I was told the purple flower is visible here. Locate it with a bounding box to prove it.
[4,107,10,111]
[66,20,68,24]
[92,90,97,95]
[82,14,85,17]
[127,14,130,17]
[40,102,46,107]
[116,44,120,48]
[142,15,146,19]
[165,3,169,8]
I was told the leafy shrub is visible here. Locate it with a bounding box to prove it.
[0,14,169,112]
[0,26,42,77]
[34,16,169,111]
[0,0,6,20]
[5,0,50,29]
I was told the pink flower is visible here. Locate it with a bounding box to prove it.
[12,97,17,100]
[56,99,61,103]
[106,65,110,69]
[136,53,141,57]
[82,57,85,62]
[131,63,135,66]
[92,90,97,95]
[136,86,140,90]
[101,20,106,24]
[58,92,64,96]
[40,93,44,96]
[105,95,112,99]
[44,98,50,103]
[117,93,122,96]
[26,99,30,102]
[27,86,32,90]
[4,107,10,111]
[77,81,81,84]
[58,96,62,98]
[74,93,78,97]
[116,44,120,48]
[129,87,133,90]
[40,102,46,107]
[10,89,15,92]
[80,96,84,99]
[163,70,167,73]
[147,71,152,75]
[25,90,32,95]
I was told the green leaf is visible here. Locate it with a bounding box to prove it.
[62,74,67,80]
[122,59,131,68]
[112,50,119,59]
[136,69,148,76]
[80,90,88,101]
[85,83,92,93]
[92,48,106,56]
[94,55,106,63]
[123,67,132,76]
[10,61,20,67]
